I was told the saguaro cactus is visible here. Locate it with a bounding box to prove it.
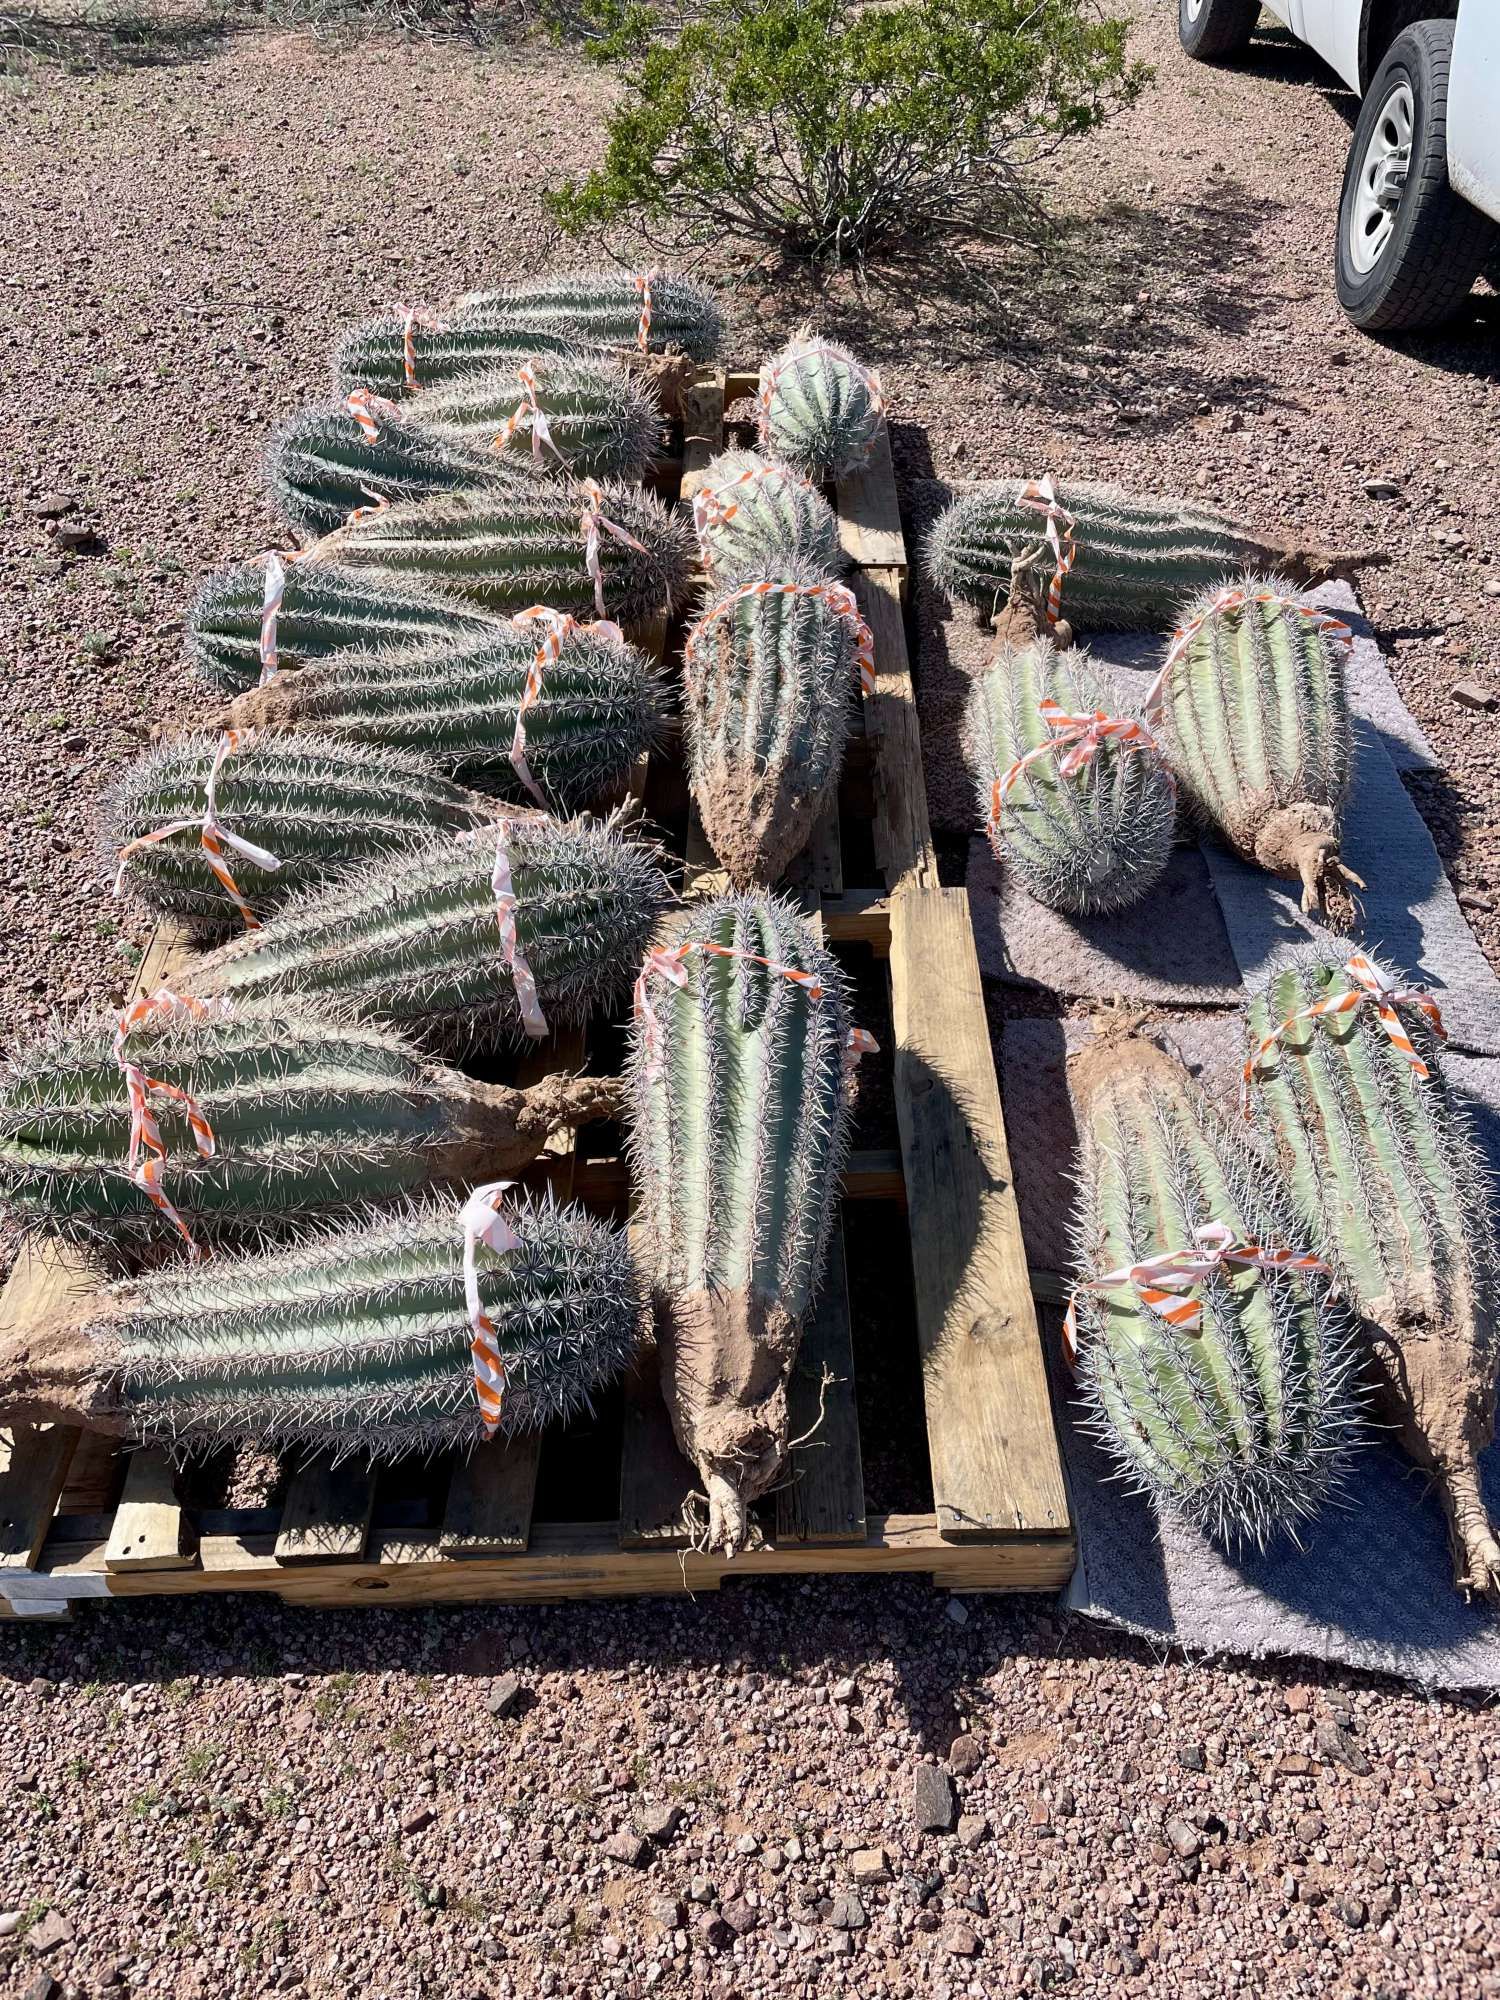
[2,1192,643,1453]
[411,356,661,485]
[265,398,516,537]
[454,269,723,362]
[757,334,885,480]
[964,639,1176,916]
[333,315,579,400]
[1068,1032,1357,1549]
[629,893,854,1555]
[192,816,672,1051]
[1245,956,1500,1599]
[692,450,845,587]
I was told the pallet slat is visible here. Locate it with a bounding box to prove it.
[440,1438,543,1557]
[104,1448,196,1572]
[274,1455,378,1565]
[775,1220,865,1545]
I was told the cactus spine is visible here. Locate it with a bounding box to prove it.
[221,625,665,808]
[0,1003,620,1256]
[106,732,489,931]
[455,270,723,362]
[1245,958,1500,1598]
[964,640,1176,916]
[1158,580,1356,911]
[333,317,579,401]
[187,560,496,695]
[684,568,858,887]
[757,334,885,480]
[411,356,661,485]
[629,894,853,1555]
[265,399,519,537]
[313,479,692,625]
[1068,1034,1357,1549]
[192,817,672,1051]
[925,480,1366,630]
[694,450,845,587]
[4,1193,643,1454]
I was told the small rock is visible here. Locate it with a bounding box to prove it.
[26,1912,73,1955]
[400,1805,435,1836]
[1295,1811,1327,1842]
[603,1831,650,1868]
[912,1764,957,1834]
[1484,577,1500,599]
[721,1895,759,1936]
[1450,679,1498,711]
[488,1673,525,1719]
[0,1912,25,1937]
[734,1832,760,1857]
[942,1923,981,1959]
[1284,1687,1312,1713]
[962,1888,989,1918]
[689,1875,715,1904]
[1176,1743,1206,1773]
[649,1896,684,1927]
[957,1814,989,1850]
[1363,477,1402,499]
[1459,890,1496,914]
[1313,1717,1373,1775]
[1164,1820,1202,1860]
[51,523,99,552]
[822,1931,854,1958]
[27,493,77,519]
[948,1734,983,1777]
[694,1910,732,1950]
[849,1847,891,1886]
[1342,1897,1368,1929]
[827,1892,866,1932]
[638,1803,684,1844]
[22,1975,61,2000]
[831,1676,858,1704]
[945,1599,970,1628]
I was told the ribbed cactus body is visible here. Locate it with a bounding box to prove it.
[333,316,578,400]
[629,894,853,1553]
[265,400,516,537]
[694,450,844,586]
[187,560,496,695]
[1069,1036,1356,1549]
[1159,581,1353,910]
[9,1195,643,1453]
[757,336,884,480]
[314,481,691,625]
[193,818,672,1050]
[455,270,723,361]
[925,481,1288,628]
[223,625,665,808]
[105,733,486,931]
[964,640,1176,916]
[1246,959,1500,1598]
[411,356,660,484]
[684,569,857,887]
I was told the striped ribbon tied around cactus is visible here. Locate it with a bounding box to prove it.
[344,483,391,529]
[494,363,570,470]
[458,818,551,1040]
[346,388,404,442]
[686,577,876,699]
[508,605,626,809]
[1062,1219,1334,1368]
[756,341,886,443]
[577,479,648,619]
[112,989,229,1259]
[460,1179,525,1436]
[114,729,283,930]
[989,696,1169,841]
[634,941,877,1085]
[1143,586,1354,726]
[1017,476,1078,629]
[1241,952,1448,1112]
[632,272,654,353]
[259,552,287,685]
[690,461,815,567]
[392,304,444,392]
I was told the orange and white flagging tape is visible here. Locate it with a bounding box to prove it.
[114,730,282,931]
[632,271,654,353]
[345,483,391,529]
[578,479,648,619]
[508,606,625,809]
[346,388,404,442]
[494,363,570,470]
[1142,585,1354,727]
[392,304,444,393]
[1016,476,1078,628]
[1241,952,1447,1114]
[756,341,886,451]
[460,1179,525,1436]
[690,460,815,567]
[112,989,230,1259]
[686,578,876,699]
[633,941,878,1086]
[1061,1219,1333,1370]
[988,696,1170,845]
[259,552,287,686]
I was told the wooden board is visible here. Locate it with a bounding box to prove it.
[439,1437,543,1557]
[273,1454,378,1565]
[775,1221,865,1545]
[104,1449,196,1572]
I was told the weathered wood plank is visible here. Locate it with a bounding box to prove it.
[104,1448,197,1572]
[440,1437,543,1557]
[775,1220,865,1545]
[574,1147,906,1208]
[680,368,726,496]
[856,568,938,892]
[837,423,907,578]
[274,1455,378,1565]
[617,1343,696,1549]
[0,1424,80,1571]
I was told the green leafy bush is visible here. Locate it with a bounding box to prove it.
[548,0,1147,266]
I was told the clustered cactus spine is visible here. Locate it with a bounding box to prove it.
[1068,1034,1357,1549]
[757,334,884,480]
[694,450,845,587]
[963,639,1176,917]
[333,317,579,401]
[454,269,723,362]
[1245,958,1500,1598]
[265,399,519,537]
[629,894,853,1555]
[411,355,662,485]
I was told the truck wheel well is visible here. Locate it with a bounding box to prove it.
[1360,0,1457,88]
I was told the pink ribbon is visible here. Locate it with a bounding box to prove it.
[988,696,1170,844]
[346,388,404,442]
[1242,952,1447,1113]
[578,479,647,618]
[632,272,654,353]
[757,340,886,453]
[114,730,282,931]
[1016,476,1077,628]
[112,989,231,1258]
[690,460,815,568]
[633,941,877,1085]
[494,363,570,470]
[508,606,625,809]
[460,1180,524,1437]
[685,577,876,698]
[391,303,445,393]
[1143,586,1354,727]
[462,821,549,1039]
[259,552,286,686]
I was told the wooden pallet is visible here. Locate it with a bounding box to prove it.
[0,367,1073,1616]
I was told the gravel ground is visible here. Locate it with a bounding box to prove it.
[5,4,1500,1994]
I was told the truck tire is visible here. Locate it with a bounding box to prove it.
[1177,0,1260,62]
[1335,20,1500,332]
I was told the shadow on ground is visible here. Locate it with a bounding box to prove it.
[0,0,240,72]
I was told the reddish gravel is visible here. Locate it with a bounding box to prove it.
[4,6,1500,1995]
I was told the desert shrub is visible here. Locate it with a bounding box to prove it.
[547,0,1147,268]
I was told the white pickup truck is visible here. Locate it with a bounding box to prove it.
[1179,1,1500,331]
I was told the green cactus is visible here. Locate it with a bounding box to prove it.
[925,480,1364,630]
[187,559,497,695]
[0,1001,620,1258]
[757,334,885,480]
[1157,580,1356,911]
[192,815,672,1051]
[221,623,666,809]
[1068,1033,1357,1550]
[1245,957,1500,1599]
[3,1192,643,1455]
[693,450,845,587]
[104,731,489,933]
[410,355,661,485]
[963,638,1176,916]
[628,893,853,1555]
[313,477,692,625]
[683,566,860,888]
[265,397,520,537]
[333,314,579,400]
[454,269,723,362]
